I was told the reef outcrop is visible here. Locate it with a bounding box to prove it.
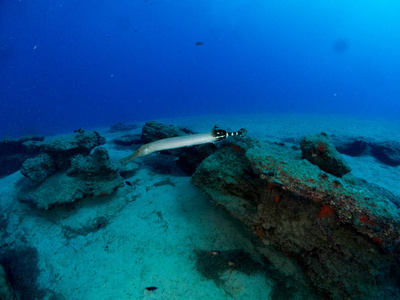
[191,136,400,299]
[17,131,134,210]
[300,132,351,177]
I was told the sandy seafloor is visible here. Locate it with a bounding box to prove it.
[1,113,399,299]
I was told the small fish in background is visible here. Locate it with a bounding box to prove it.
[195,42,203,46]
[145,286,158,291]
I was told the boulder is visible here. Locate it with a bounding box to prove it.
[18,132,125,209]
[20,153,56,184]
[23,131,105,169]
[300,132,351,177]
[191,138,400,299]
[67,147,117,179]
[18,172,123,210]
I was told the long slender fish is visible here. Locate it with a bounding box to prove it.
[121,126,247,164]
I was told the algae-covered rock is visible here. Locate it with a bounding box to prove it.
[67,147,117,179]
[23,131,105,169]
[192,138,400,299]
[300,132,351,177]
[20,153,56,184]
[140,121,184,143]
[18,172,123,210]
[17,132,125,209]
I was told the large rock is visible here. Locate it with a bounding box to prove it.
[18,172,123,210]
[191,138,400,299]
[23,131,106,169]
[20,153,56,184]
[18,132,126,210]
[300,132,351,177]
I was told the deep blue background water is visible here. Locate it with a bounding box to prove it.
[1,0,399,137]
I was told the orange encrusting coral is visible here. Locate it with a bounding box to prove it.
[318,204,334,219]
[256,227,264,238]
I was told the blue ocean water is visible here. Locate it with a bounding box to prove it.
[1,0,399,138]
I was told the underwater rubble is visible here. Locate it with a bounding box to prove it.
[191,135,400,299]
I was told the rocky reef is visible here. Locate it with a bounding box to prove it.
[191,136,400,299]
[300,132,351,177]
[17,131,137,209]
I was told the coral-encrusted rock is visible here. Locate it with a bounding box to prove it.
[138,121,216,175]
[18,172,123,210]
[18,147,123,209]
[191,138,400,299]
[67,147,117,179]
[141,121,184,143]
[300,132,351,177]
[20,153,56,184]
[17,132,126,209]
[23,131,105,169]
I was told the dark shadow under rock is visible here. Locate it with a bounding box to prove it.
[0,135,43,177]
[112,134,142,147]
[0,247,62,300]
[23,131,105,170]
[109,122,139,132]
[194,249,264,286]
[331,136,400,167]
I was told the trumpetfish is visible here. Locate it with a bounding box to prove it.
[120,126,247,164]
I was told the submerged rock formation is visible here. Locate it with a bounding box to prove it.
[300,132,351,177]
[191,137,400,299]
[17,131,135,209]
